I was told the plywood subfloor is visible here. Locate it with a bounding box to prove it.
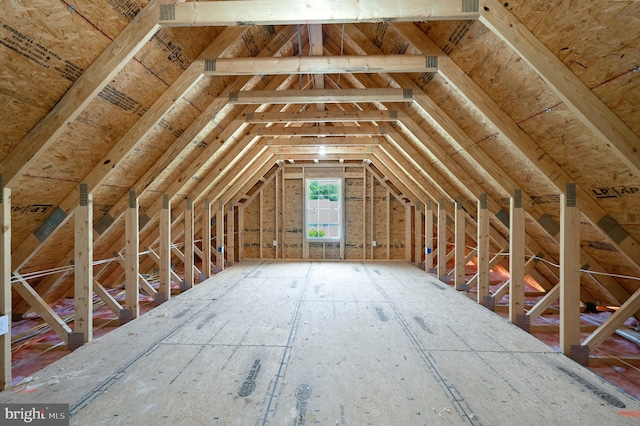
[1,261,639,425]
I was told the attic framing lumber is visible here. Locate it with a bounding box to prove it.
[583,287,640,352]
[560,183,583,358]
[0,182,10,390]
[509,190,525,325]
[246,110,399,123]
[73,185,93,345]
[158,1,479,27]
[229,88,414,104]
[125,191,139,319]
[0,0,162,188]
[392,21,640,300]
[12,275,71,345]
[340,23,636,311]
[158,195,171,304]
[184,198,195,289]
[204,55,437,75]
[479,0,640,175]
[9,26,249,273]
[258,125,387,137]
[454,198,466,291]
[476,194,490,306]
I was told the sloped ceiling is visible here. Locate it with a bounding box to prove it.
[0,0,638,312]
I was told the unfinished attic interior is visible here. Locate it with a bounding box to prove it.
[0,0,639,422]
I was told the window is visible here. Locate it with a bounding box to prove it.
[306,178,342,240]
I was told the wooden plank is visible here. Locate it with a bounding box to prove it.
[479,0,640,175]
[184,198,194,289]
[12,276,71,343]
[74,185,93,344]
[228,203,235,266]
[202,199,212,278]
[425,201,434,272]
[437,199,447,281]
[230,88,414,104]
[476,194,490,306]
[159,195,171,304]
[509,190,525,324]
[527,284,560,322]
[159,1,479,27]
[414,204,422,268]
[309,24,326,110]
[217,202,225,271]
[582,289,640,351]
[454,198,466,291]
[204,55,436,75]
[0,1,161,188]
[259,125,387,137]
[0,182,10,390]
[560,184,581,355]
[93,279,123,317]
[125,191,139,319]
[246,110,399,123]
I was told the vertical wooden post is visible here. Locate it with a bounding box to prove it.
[227,203,235,266]
[437,199,447,281]
[124,190,139,320]
[425,201,433,272]
[363,168,367,260]
[0,176,11,390]
[406,205,412,262]
[509,189,525,326]
[275,171,280,259]
[158,194,171,304]
[370,171,374,260]
[184,198,194,290]
[386,190,390,260]
[217,201,225,271]
[238,205,244,262]
[560,183,586,363]
[73,184,93,347]
[202,199,212,278]
[259,190,263,259]
[477,194,490,306]
[414,204,422,268]
[454,197,466,290]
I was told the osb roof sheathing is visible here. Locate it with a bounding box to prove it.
[0,0,638,312]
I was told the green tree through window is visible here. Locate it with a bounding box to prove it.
[306,178,341,240]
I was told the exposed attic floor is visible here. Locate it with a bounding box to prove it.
[1,261,639,425]
[0,0,639,406]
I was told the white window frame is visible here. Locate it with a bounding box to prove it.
[305,178,342,241]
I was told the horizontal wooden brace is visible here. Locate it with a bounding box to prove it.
[228,88,414,104]
[204,55,437,75]
[245,110,399,123]
[257,125,387,137]
[159,1,479,27]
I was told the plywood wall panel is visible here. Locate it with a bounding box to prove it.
[262,179,277,259]
[389,197,406,260]
[283,179,303,259]
[344,178,364,260]
[308,242,323,260]
[326,242,341,260]
[372,179,387,260]
[241,197,260,259]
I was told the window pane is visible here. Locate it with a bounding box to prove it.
[306,178,341,240]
